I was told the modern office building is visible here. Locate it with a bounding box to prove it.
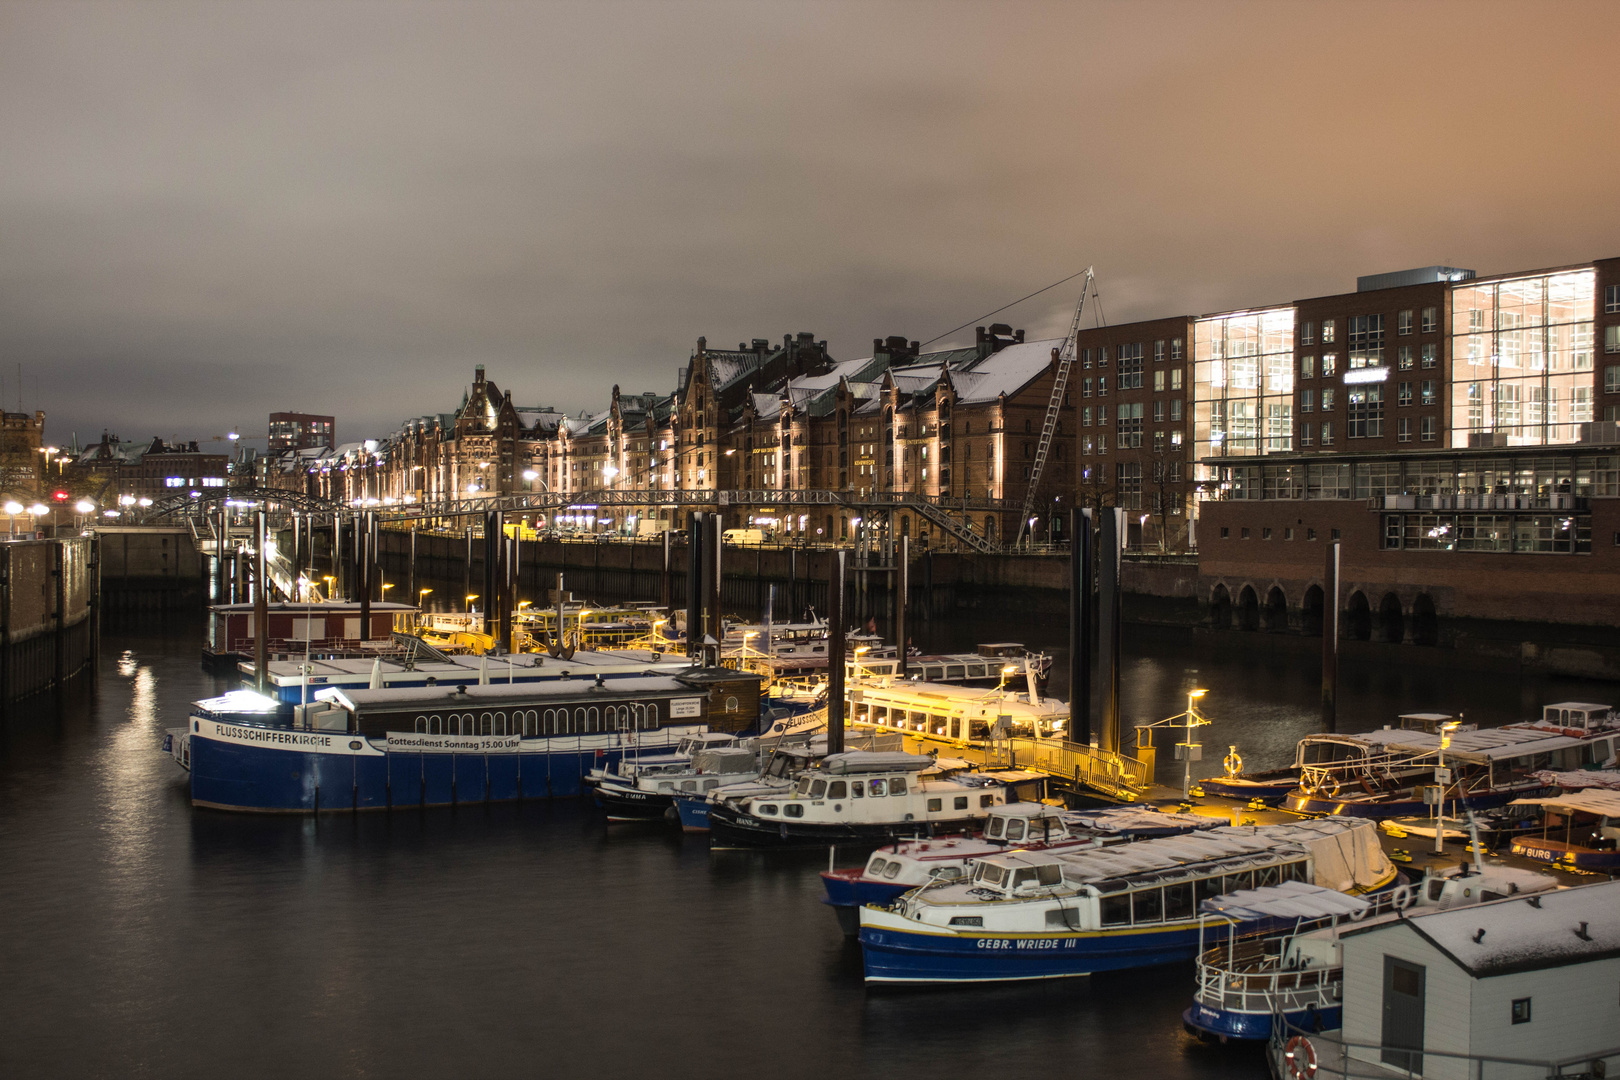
[268,412,335,452]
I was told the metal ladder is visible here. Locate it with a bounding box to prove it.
[908,498,997,554]
[1015,266,1096,547]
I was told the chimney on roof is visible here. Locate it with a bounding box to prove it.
[475,364,485,383]
[1015,329,1025,343]
[696,336,706,353]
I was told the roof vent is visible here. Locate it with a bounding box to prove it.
[1576,922,1593,941]
[1356,266,1475,292]
[1472,928,1486,944]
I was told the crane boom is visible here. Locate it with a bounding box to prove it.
[1014,267,1094,547]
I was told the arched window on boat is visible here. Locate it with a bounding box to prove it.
[544,708,563,735]
[480,712,494,736]
[585,707,600,732]
[415,715,429,733]
[521,710,538,736]
[641,704,658,730]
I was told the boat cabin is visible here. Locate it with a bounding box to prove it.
[311,670,761,739]
[206,601,416,661]
[850,682,1066,743]
[1509,788,1620,870]
[1533,701,1615,734]
[982,803,1070,845]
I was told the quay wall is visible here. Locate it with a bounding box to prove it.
[0,536,96,704]
[374,528,1620,680]
[94,526,208,612]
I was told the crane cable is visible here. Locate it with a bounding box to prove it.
[918,267,1104,351]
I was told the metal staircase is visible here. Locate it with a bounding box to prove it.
[909,498,997,553]
[1015,267,1095,547]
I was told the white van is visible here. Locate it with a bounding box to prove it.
[723,528,766,546]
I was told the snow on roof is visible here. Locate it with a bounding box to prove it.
[1353,879,1620,977]
[334,675,699,711]
[1511,788,1620,816]
[950,338,1065,403]
[1200,881,1371,921]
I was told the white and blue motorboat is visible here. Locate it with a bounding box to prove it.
[856,817,1398,985]
[706,751,1042,849]
[591,736,758,822]
[1184,856,1557,1042]
[165,668,762,812]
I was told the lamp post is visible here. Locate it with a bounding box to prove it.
[465,593,479,614]
[1434,720,1459,854]
[4,500,21,538]
[1181,689,1209,800]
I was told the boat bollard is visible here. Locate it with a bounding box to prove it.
[828,845,836,873]
[1231,805,1241,827]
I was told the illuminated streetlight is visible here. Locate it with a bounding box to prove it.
[465,593,479,612]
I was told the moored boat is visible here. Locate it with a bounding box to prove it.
[1508,788,1620,870]
[857,817,1397,985]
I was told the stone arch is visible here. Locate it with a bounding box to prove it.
[1346,591,1372,642]
[1210,583,1232,630]
[1263,586,1288,632]
[1301,584,1324,637]
[1236,585,1260,632]
[1378,592,1405,644]
[1411,593,1439,647]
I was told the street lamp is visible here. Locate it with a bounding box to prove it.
[1179,689,1210,800]
[322,575,336,600]
[1434,720,1460,854]
[465,593,479,613]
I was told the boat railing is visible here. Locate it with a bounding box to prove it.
[1000,737,1150,798]
[1194,939,1342,1016]
[1269,1020,1620,1080]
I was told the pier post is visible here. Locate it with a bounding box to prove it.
[332,516,342,599]
[290,511,300,594]
[352,512,363,601]
[1069,508,1092,746]
[483,510,500,638]
[1322,540,1340,733]
[254,509,268,693]
[706,512,722,660]
[500,528,514,653]
[408,524,417,608]
[826,548,846,755]
[463,524,474,616]
[788,547,797,619]
[1097,508,1123,755]
[685,514,703,657]
[361,511,374,643]
[894,535,909,677]
[215,502,228,604]
[660,529,672,620]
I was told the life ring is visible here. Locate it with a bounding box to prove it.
[1284,1035,1318,1079]
[1391,883,1412,911]
[1347,903,1368,922]
[1223,746,1243,778]
[1323,776,1341,799]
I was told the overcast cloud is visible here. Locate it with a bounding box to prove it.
[3,0,1617,449]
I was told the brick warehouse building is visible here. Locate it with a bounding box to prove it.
[1179,255,1620,640]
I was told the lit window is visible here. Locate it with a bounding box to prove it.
[1511,998,1532,1025]
[1322,319,1336,344]
[1170,369,1183,391]
[1300,355,1315,379]
[1322,353,1338,377]
[1421,343,1437,369]
[1154,340,1165,361]
[1171,338,1184,360]
[1398,382,1413,407]
[1398,346,1414,370]
[1421,380,1437,406]
[1607,326,1620,354]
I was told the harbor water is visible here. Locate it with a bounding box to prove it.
[2,612,1612,1079]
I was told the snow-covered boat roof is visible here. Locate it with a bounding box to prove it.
[817,751,934,775]
[1199,881,1370,920]
[332,675,702,711]
[851,680,1063,715]
[1512,788,1620,817]
[1345,879,1620,977]
[1061,807,1226,836]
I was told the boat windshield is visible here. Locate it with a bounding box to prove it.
[975,863,1010,887]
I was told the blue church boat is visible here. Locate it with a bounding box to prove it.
[165,668,762,812]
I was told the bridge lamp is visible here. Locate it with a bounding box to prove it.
[119,495,136,507]
[138,498,151,507]
[28,503,48,516]
[522,470,538,481]
[4,501,22,515]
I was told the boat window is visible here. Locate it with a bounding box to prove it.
[932,715,947,736]
[796,777,815,795]
[927,799,942,812]
[1036,864,1061,886]
[1427,879,1446,902]
[954,796,968,810]
[969,719,990,740]
[1006,819,1027,841]
[828,781,847,799]
[642,704,658,730]
[681,781,697,792]
[415,715,428,733]
[868,857,889,876]
[980,794,996,808]
[1193,876,1223,904]
[1132,888,1164,924]
[810,779,828,798]
[1224,871,1253,894]
[852,782,864,798]
[870,779,886,796]
[758,802,777,816]
[883,862,902,879]
[890,778,907,796]
[872,706,887,724]
[703,780,718,791]
[1100,893,1130,926]
[1163,882,1193,920]
[985,817,1004,839]
[946,665,966,680]
[948,916,983,927]
[911,711,928,731]
[930,867,962,881]
[1257,865,1281,888]
[657,783,674,793]
[978,864,1008,887]
[784,803,804,818]
[1011,868,1040,890]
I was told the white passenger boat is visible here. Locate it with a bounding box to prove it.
[857,817,1397,984]
[588,733,755,822]
[705,750,1037,849]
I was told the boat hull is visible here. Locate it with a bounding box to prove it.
[708,805,978,849]
[1282,787,1537,819]
[1182,1002,1340,1042]
[820,871,911,936]
[859,911,1206,984]
[594,782,678,822]
[184,718,701,812]
[1509,836,1620,870]
[1200,775,1298,800]
[674,797,711,832]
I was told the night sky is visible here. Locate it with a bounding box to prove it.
[4,0,1617,450]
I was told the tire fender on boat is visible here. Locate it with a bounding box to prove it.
[1284,1035,1318,1079]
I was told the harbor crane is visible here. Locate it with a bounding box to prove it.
[1014,267,1097,548]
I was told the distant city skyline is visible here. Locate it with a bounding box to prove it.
[5,0,1618,446]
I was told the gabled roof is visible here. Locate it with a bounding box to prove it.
[1343,879,1620,977]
